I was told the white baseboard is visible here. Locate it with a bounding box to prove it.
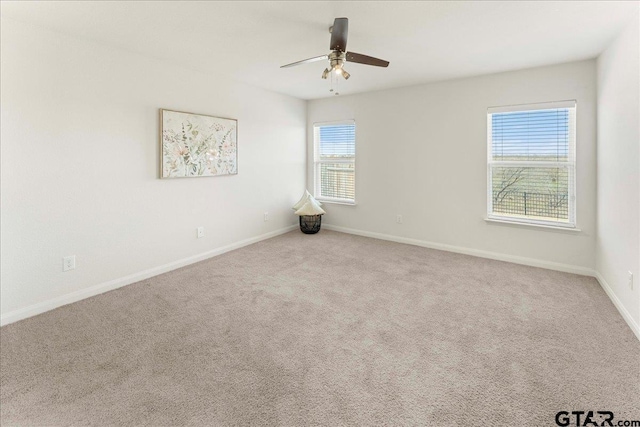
[0,225,297,327]
[323,224,640,341]
[593,272,640,341]
[323,224,594,276]
[4,223,638,343]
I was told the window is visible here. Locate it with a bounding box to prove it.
[487,101,576,228]
[313,121,356,204]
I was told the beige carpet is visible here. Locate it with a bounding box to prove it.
[1,230,639,426]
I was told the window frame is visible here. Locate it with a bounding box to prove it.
[313,120,356,205]
[486,101,577,229]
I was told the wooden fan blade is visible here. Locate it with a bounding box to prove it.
[280,55,328,68]
[345,51,389,67]
[329,18,348,52]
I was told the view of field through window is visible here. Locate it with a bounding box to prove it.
[489,107,574,224]
[315,123,356,202]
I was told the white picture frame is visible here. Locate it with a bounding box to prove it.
[160,109,238,178]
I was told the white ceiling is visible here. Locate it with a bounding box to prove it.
[2,1,637,100]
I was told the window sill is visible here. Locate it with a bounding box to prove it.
[484,218,581,233]
[316,199,357,206]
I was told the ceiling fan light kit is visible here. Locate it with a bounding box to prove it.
[280,17,389,94]
[322,51,350,81]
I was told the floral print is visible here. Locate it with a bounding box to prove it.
[162,110,237,178]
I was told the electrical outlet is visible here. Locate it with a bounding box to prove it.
[63,255,76,272]
[197,226,205,238]
[628,271,634,290]
[396,215,403,224]
[264,212,269,222]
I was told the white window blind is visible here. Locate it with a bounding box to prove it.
[313,121,356,203]
[487,101,576,228]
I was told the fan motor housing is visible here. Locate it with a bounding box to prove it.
[329,51,346,69]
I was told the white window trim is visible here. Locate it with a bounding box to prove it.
[484,217,581,233]
[313,120,356,205]
[486,100,577,229]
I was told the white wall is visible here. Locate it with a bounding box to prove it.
[308,60,597,271]
[596,15,640,328]
[0,18,306,321]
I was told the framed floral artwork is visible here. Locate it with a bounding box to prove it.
[160,109,238,178]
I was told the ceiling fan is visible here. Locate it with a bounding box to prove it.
[280,17,389,81]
